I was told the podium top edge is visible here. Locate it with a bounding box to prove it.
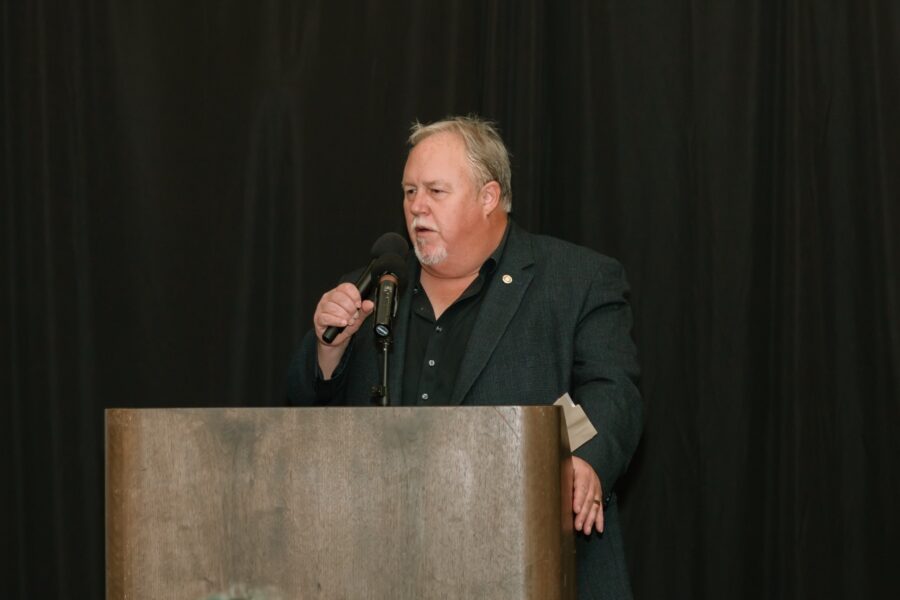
[105,406,560,414]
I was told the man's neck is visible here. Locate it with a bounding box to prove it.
[419,214,508,318]
[420,214,508,281]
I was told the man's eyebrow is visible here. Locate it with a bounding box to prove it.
[401,180,453,189]
[424,179,452,188]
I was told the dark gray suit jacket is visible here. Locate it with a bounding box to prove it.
[287,222,643,600]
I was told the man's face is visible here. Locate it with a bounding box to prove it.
[401,132,486,270]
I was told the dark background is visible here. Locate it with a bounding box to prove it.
[3,1,899,598]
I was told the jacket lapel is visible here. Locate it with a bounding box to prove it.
[448,224,535,405]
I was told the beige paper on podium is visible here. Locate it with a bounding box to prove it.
[554,393,598,451]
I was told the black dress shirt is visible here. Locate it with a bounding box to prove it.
[401,227,510,406]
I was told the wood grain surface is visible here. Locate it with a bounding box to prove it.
[106,407,575,600]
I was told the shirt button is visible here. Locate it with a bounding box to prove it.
[428,359,435,367]
[435,326,443,332]
[421,393,429,400]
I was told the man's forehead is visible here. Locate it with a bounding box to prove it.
[403,135,469,180]
[402,152,467,185]
[407,131,466,161]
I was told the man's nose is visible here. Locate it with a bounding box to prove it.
[407,192,429,215]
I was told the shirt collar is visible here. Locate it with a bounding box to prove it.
[479,219,511,276]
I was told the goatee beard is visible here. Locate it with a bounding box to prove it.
[414,240,448,266]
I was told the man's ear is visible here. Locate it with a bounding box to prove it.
[480,181,502,215]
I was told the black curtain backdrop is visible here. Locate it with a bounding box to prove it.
[3,1,899,598]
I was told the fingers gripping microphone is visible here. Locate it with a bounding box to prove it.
[321,232,409,344]
[372,253,408,339]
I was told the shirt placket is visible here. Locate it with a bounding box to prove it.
[417,321,445,403]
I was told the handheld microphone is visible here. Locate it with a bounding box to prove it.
[321,233,409,344]
[372,253,408,339]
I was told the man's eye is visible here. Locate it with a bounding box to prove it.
[430,188,445,195]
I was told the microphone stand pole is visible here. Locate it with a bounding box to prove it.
[370,270,401,407]
[371,335,392,406]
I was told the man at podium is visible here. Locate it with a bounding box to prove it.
[287,116,642,600]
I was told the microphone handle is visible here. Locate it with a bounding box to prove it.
[373,274,400,339]
[321,261,375,344]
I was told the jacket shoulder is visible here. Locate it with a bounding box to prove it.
[522,230,627,284]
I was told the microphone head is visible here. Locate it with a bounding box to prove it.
[372,252,408,291]
[370,232,409,258]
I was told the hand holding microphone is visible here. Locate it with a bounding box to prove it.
[314,282,375,349]
[314,233,408,378]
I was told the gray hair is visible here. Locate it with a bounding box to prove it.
[408,115,512,212]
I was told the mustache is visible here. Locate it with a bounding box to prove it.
[411,217,439,233]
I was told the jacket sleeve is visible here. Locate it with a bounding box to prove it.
[285,267,371,406]
[570,258,643,499]
[285,329,355,406]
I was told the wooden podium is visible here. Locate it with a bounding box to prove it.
[106,407,576,599]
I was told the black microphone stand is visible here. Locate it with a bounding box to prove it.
[371,334,392,406]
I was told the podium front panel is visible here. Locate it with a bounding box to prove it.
[106,407,575,599]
